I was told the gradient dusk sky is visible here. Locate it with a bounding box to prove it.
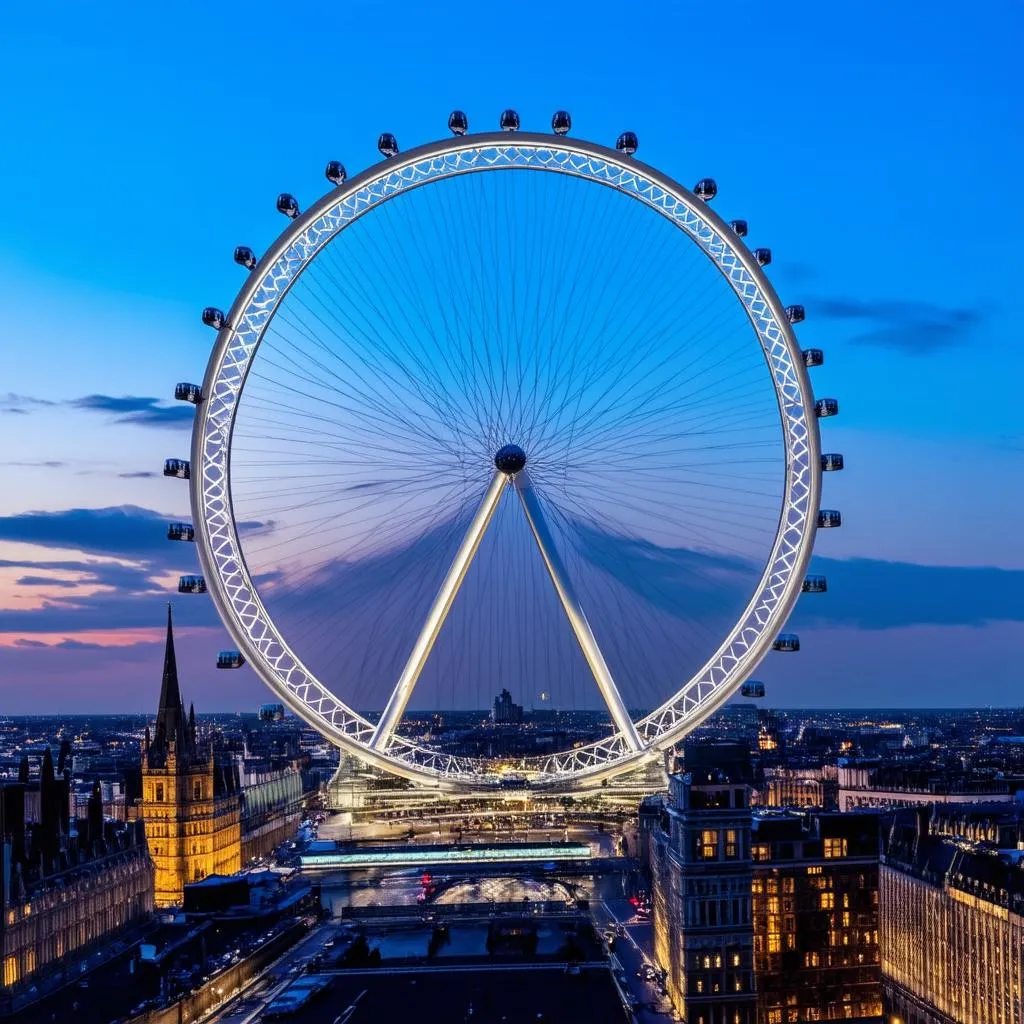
[0,1,1021,714]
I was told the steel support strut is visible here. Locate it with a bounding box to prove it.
[369,470,509,750]
[513,471,643,751]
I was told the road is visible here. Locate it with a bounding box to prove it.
[207,922,336,1024]
[592,891,677,1024]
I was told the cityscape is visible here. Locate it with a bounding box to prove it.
[1,4,1022,1024]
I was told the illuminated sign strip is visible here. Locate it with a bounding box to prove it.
[300,843,592,869]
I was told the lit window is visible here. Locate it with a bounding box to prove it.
[714,954,722,969]
[824,838,848,859]
[807,865,822,875]
[701,830,719,860]
[725,830,738,859]
[752,844,771,862]
[768,934,781,954]
[820,892,835,910]
[731,953,741,967]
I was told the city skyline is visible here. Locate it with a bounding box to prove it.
[1,1,1023,713]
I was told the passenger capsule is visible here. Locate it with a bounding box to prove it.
[815,397,839,418]
[177,575,207,595]
[741,681,766,698]
[448,110,468,136]
[821,453,845,472]
[729,219,748,237]
[772,634,800,653]
[167,522,195,542]
[785,305,805,324]
[217,650,245,669]
[276,193,299,218]
[500,109,520,132]
[694,178,717,202]
[802,575,828,594]
[325,160,347,185]
[817,509,842,529]
[802,348,825,368]
[753,247,772,266]
[377,133,399,157]
[163,459,190,480]
[174,383,201,404]
[551,110,571,135]
[201,307,227,330]
[233,245,257,270]
[616,131,638,155]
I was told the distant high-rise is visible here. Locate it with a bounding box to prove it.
[491,688,523,725]
[141,606,240,906]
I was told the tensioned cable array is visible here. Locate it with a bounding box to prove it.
[229,166,785,723]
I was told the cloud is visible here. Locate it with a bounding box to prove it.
[53,638,108,650]
[68,394,194,430]
[2,460,65,468]
[0,505,268,635]
[15,575,80,589]
[0,393,55,414]
[12,638,47,648]
[118,471,159,478]
[812,298,983,355]
[0,505,176,559]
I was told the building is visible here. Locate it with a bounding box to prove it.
[1,782,153,994]
[838,761,1020,812]
[491,689,524,725]
[759,765,838,810]
[141,607,241,906]
[880,804,1024,1024]
[237,760,306,864]
[750,811,882,1022]
[649,742,757,1024]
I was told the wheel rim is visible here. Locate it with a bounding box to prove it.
[191,133,821,788]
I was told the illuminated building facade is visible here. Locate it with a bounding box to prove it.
[649,742,757,1024]
[141,608,241,906]
[1,784,152,993]
[880,806,1024,1024]
[750,811,882,1022]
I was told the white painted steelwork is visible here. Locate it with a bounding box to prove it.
[189,131,823,789]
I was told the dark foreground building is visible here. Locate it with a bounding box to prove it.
[646,743,883,1024]
[751,811,882,1022]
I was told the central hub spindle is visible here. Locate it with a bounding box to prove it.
[494,444,527,476]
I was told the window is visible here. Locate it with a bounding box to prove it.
[768,1010,782,1024]
[700,829,719,860]
[752,843,771,862]
[155,783,164,802]
[725,830,738,859]
[820,892,835,910]
[807,865,822,875]
[193,780,202,799]
[731,952,741,967]
[824,837,848,859]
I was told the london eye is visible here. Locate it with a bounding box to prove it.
[165,111,841,789]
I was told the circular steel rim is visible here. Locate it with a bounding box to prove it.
[191,131,820,788]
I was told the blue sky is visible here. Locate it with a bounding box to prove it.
[0,0,1022,713]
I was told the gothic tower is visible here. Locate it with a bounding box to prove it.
[141,606,240,907]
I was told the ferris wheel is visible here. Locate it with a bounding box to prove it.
[164,109,842,789]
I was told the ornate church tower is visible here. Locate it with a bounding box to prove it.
[141,606,241,907]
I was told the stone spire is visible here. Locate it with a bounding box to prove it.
[148,604,192,767]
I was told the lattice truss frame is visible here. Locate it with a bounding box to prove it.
[191,133,821,788]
